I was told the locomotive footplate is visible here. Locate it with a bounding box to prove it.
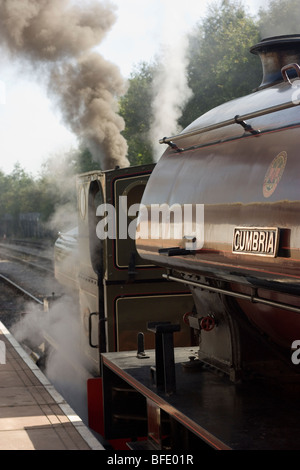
[101,347,300,450]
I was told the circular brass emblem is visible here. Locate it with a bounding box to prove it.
[263,151,287,198]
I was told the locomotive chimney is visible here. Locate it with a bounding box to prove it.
[250,34,300,89]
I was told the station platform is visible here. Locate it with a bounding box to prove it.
[0,320,104,450]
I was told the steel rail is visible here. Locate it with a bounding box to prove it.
[0,274,43,305]
[0,247,53,274]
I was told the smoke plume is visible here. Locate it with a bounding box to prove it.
[0,0,129,170]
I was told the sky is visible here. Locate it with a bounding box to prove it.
[0,0,264,177]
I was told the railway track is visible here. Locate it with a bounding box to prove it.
[0,241,54,273]
[0,240,65,356]
[0,240,65,302]
[0,271,46,366]
[0,274,44,305]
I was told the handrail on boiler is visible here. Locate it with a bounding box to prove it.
[162,273,300,315]
[159,99,300,145]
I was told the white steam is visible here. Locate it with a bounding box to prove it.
[11,295,90,422]
[150,4,193,161]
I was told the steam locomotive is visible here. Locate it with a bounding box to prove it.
[54,35,300,450]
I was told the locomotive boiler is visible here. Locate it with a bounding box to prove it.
[99,35,300,451]
[136,34,300,381]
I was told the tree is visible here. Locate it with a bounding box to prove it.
[73,146,101,173]
[258,0,300,37]
[119,1,261,161]
[0,163,41,236]
[0,170,9,219]
[180,0,261,128]
[119,62,156,166]
[0,146,104,238]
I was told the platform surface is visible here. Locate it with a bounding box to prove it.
[0,321,104,450]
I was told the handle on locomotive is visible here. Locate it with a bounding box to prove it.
[88,312,98,348]
[281,63,300,84]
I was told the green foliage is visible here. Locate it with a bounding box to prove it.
[180,0,261,127]
[0,163,36,216]
[0,163,44,236]
[67,146,101,174]
[119,62,155,166]
[258,0,300,37]
[119,0,261,156]
[0,146,97,237]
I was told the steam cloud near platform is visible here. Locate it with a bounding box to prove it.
[0,0,129,170]
[11,295,91,424]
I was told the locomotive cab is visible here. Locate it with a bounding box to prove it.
[54,164,194,377]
